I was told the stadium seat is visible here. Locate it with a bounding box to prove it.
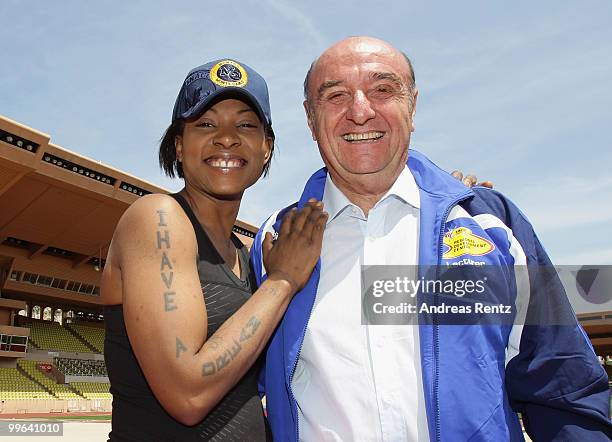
[0,366,54,400]
[66,323,105,353]
[17,360,82,399]
[20,319,93,353]
[55,357,107,377]
[70,381,112,399]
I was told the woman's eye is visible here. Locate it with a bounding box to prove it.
[239,122,258,128]
[197,122,214,128]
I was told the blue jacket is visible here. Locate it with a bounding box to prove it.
[250,150,611,441]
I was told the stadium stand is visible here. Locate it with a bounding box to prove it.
[0,367,54,400]
[17,360,82,399]
[70,382,112,399]
[20,319,93,353]
[67,323,105,353]
[55,357,107,377]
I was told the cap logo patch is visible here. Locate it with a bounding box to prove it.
[210,60,248,88]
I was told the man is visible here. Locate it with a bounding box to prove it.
[251,37,611,441]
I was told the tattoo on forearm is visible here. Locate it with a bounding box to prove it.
[200,316,261,377]
[239,316,261,342]
[207,336,222,350]
[157,210,177,312]
[202,362,216,376]
[176,337,187,358]
[265,284,281,298]
[201,339,243,377]
[214,350,231,372]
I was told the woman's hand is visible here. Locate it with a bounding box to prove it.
[451,170,494,188]
[263,198,328,293]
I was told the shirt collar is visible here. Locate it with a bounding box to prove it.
[322,165,420,224]
[382,164,421,209]
[322,173,354,223]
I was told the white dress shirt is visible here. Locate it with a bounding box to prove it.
[292,166,430,442]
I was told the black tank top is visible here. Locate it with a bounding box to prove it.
[104,193,269,441]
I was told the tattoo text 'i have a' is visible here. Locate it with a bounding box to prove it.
[157,210,177,312]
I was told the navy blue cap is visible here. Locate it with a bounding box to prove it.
[172,59,272,126]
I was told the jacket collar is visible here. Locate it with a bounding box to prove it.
[296,149,473,209]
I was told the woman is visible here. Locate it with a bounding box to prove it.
[101,59,327,441]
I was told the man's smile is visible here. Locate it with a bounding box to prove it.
[341,131,385,142]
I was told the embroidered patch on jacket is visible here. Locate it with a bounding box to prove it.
[442,227,495,259]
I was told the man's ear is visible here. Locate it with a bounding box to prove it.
[175,135,183,163]
[303,100,317,141]
[410,88,419,132]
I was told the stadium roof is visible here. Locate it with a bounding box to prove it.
[0,115,256,309]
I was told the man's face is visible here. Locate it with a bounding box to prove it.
[305,39,417,190]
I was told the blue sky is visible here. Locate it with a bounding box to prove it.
[1,0,611,264]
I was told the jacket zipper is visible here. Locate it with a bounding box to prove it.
[289,268,319,442]
[434,193,471,442]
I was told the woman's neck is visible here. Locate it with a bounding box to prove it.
[179,184,242,253]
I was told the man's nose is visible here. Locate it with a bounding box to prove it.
[346,90,375,125]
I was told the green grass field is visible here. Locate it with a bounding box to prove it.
[52,415,111,421]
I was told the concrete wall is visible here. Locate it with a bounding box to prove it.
[64,375,109,383]
[0,398,111,414]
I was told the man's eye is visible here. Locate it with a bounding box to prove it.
[374,86,393,94]
[197,122,214,128]
[326,92,347,102]
[239,123,258,128]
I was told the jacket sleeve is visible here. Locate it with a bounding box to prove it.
[250,208,292,400]
[250,221,268,399]
[481,190,612,440]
